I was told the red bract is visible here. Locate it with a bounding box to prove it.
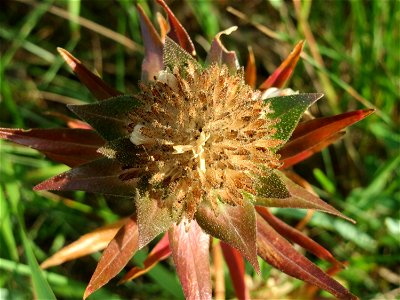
[0,1,373,299]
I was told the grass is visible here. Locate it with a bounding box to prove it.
[1,0,399,299]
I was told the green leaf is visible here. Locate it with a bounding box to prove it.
[195,198,259,272]
[256,171,290,199]
[264,93,323,145]
[163,37,199,70]
[68,95,141,140]
[256,171,355,223]
[136,191,180,249]
[98,137,144,166]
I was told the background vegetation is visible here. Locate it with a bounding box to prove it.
[1,0,399,299]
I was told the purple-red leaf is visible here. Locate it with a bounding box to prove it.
[280,132,344,169]
[156,0,196,56]
[34,158,138,196]
[58,48,122,101]
[119,233,171,283]
[84,215,139,299]
[136,193,179,249]
[256,207,343,267]
[255,171,355,223]
[257,215,357,300]
[41,218,129,269]
[259,40,304,90]
[169,219,212,300]
[0,128,104,167]
[279,109,375,167]
[220,241,250,300]
[195,199,259,273]
[137,4,164,81]
[206,27,239,73]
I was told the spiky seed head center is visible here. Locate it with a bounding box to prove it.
[128,62,282,220]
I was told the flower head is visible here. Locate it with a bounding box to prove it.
[0,1,374,299]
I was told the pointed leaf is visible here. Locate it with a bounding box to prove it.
[256,171,290,199]
[206,26,239,73]
[220,241,250,300]
[265,93,323,144]
[46,112,93,129]
[195,198,259,272]
[68,95,141,141]
[255,171,355,223]
[256,207,342,267]
[156,0,196,56]
[290,109,374,140]
[97,137,143,166]
[137,4,164,81]
[34,158,138,196]
[169,219,211,300]
[257,215,357,300]
[259,41,304,90]
[156,12,169,40]
[163,37,199,70]
[279,109,375,161]
[120,233,171,283]
[57,48,122,101]
[0,128,104,167]
[84,215,139,299]
[280,132,344,169]
[136,192,179,249]
[41,218,129,269]
[245,46,256,89]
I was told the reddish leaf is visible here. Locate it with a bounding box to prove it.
[195,199,259,272]
[290,109,374,140]
[156,12,169,40]
[0,128,104,167]
[279,109,375,163]
[280,131,344,168]
[257,215,358,300]
[58,48,122,100]
[305,262,347,298]
[46,112,93,130]
[41,218,129,269]
[156,0,196,56]
[136,193,179,249]
[256,207,343,267]
[245,46,256,89]
[256,171,355,223]
[137,4,164,81]
[259,40,304,90]
[34,158,139,196]
[84,215,139,299]
[120,233,171,283]
[206,27,239,72]
[220,241,250,300]
[169,219,212,300]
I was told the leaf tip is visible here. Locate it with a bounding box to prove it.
[83,286,93,300]
[57,47,79,71]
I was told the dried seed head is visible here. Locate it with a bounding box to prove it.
[129,62,282,220]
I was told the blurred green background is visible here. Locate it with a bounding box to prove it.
[1,0,399,299]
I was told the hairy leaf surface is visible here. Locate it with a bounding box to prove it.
[195,198,259,272]
[169,220,211,300]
